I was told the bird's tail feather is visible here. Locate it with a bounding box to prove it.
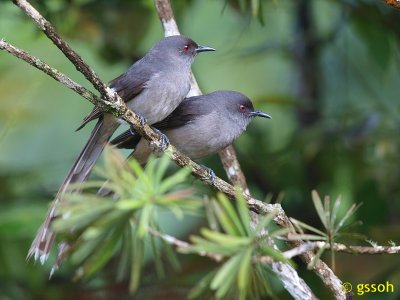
[27,117,119,264]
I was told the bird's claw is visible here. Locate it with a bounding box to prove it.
[138,114,147,127]
[200,164,216,184]
[150,127,170,155]
[129,114,146,135]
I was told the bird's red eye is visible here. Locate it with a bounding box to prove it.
[239,104,246,112]
[183,45,189,51]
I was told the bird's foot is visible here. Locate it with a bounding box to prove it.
[199,164,216,184]
[137,114,147,127]
[129,114,146,135]
[150,127,170,155]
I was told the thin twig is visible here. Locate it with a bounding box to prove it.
[325,242,400,255]
[147,227,224,262]
[278,241,400,260]
[0,39,98,105]
[218,146,250,194]
[12,0,110,97]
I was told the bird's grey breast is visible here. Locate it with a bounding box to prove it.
[127,68,191,125]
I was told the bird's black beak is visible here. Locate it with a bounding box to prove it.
[250,111,272,119]
[196,45,216,53]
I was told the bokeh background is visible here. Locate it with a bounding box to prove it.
[1,0,400,299]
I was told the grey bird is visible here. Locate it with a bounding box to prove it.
[28,35,215,263]
[111,90,271,165]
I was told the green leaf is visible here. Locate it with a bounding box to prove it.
[189,236,240,256]
[307,243,328,270]
[153,154,171,185]
[287,233,327,241]
[150,233,165,278]
[290,218,326,237]
[252,264,273,297]
[53,201,113,233]
[129,227,144,294]
[235,190,251,235]
[188,269,216,299]
[212,200,239,236]
[116,198,147,211]
[259,245,289,264]
[159,166,191,193]
[117,222,133,281]
[324,195,331,231]
[253,210,279,238]
[334,203,361,236]
[312,190,328,230]
[93,209,130,229]
[211,253,242,298]
[162,233,181,271]
[257,0,264,25]
[218,194,245,236]
[70,230,109,267]
[128,158,145,181]
[200,228,250,247]
[137,204,153,237]
[251,0,259,16]
[71,180,111,190]
[330,195,342,230]
[268,227,291,239]
[82,224,123,278]
[237,248,252,291]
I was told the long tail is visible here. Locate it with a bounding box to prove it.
[27,116,119,264]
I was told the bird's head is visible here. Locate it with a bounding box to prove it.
[151,35,215,65]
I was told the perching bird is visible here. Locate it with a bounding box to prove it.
[111,90,271,164]
[28,35,215,263]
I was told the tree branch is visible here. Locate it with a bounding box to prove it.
[218,146,250,194]
[12,0,111,98]
[0,39,98,106]
[326,242,400,255]
[147,227,224,262]
[281,241,400,259]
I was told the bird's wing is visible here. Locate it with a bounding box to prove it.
[76,107,103,131]
[110,130,142,149]
[153,95,211,129]
[109,60,155,100]
[76,59,156,131]
[112,96,213,149]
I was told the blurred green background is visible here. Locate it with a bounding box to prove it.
[1,0,400,299]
